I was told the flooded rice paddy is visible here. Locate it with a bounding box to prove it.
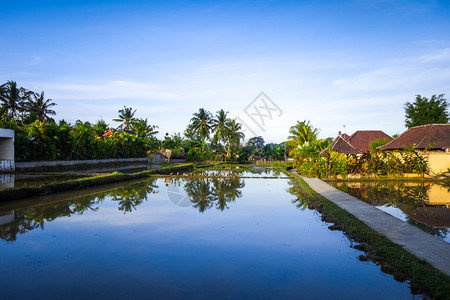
[0,170,427,299]
[329,181,450,243]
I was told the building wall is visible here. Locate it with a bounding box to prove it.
[0,160,15,172]
[0,129,14,172]
[427,152,450,175]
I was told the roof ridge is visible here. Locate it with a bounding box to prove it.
[342,135,362,153]
[379,127,409,149]
[416,124,434,148]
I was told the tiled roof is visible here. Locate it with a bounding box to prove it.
[320,134,362,155]
[347,130,393,152]
[322,130,392,155]
[379,124,450,150]
[333,136,362,155]
[340,133,350,140]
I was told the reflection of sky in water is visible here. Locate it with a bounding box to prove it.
[0,176,421,299]
[376,205,409,222]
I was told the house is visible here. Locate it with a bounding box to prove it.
[378,123,450,175]
[0,128,14,172]
[322,130,392,155]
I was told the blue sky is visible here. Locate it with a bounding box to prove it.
[1,0,449,142]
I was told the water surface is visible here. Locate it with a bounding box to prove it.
[0,173,424,299]
[329,181,450,243]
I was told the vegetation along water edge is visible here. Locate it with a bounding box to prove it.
[0,163,199,202]
[285,170,450,300]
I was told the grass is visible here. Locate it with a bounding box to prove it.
[285,170,450,300]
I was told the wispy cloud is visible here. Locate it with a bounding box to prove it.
[331,48,450,93]
[39,80,183,101]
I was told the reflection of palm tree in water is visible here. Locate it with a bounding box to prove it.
[185,180,215,213]
[185,177,245,212]
[111,181,158,213]
[0,179,159,241]
[0,197,100,242]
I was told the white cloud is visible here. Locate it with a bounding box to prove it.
[38,80,183,101]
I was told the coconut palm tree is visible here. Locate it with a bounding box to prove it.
[224,118,245,157]
[288,120,319,144]
[26,91,57,122]
[113,106,136,130]
[190,108,213,151]
[0,81,28,121]
[212,109,229,145]
[131,118,159,137]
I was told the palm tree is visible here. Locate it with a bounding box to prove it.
[224,118,245,157]
[26,91,57,122]
[212,109,229,145]
[113,106,136,130]
[131,118,159,137]
[0,81,28,121]
[288,120,319,144]
[190,108,213,151]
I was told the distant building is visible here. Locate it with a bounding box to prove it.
[0,129,14,172]
[378,124,450,175]
[322,130,392,155]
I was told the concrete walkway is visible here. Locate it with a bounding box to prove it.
[301,177,450,277]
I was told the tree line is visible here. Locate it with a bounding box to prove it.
[1,80,447,167]
[0,81,253,162]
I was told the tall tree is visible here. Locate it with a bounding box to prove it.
[246,136,265,152]
[212,109,229,145]
[0,81,29,121]
[26,91,57,122]
[131,118,158,137]
[288,120,319,144]
[190,108,213,151]
[224,118,244,157]
[113,106,136,130]
[404,94,448,128]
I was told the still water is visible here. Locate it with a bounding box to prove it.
[329,181,450,243]
[0,172,424,299]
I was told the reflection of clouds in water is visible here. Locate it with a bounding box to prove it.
[167,182,192,208]
[375,205,408,222]
[57,207,176,226]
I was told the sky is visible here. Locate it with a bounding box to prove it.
[1,0,449,143]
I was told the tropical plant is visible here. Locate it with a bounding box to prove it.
[212,109,229,145]
[131,118,158,137]
[0,81,30,122]
[246,136,265,155]
[224,118,244,157]
[190,108,213,151]
[26,91,57,122]
[263,143,285,160]
[113,106,136,130]
[287,120,319,157]
[92,119,109,136]
[288,120,319,144]
[404,94,448,128]
[369,138,389,155]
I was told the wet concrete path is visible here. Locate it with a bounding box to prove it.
[300,176,450,277]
